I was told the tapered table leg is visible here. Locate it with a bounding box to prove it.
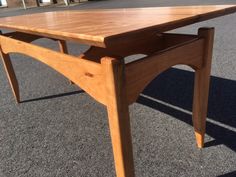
[102,57,135,177]
[58,40,74,84]
[192,27,215,148]
[0,51,20,103]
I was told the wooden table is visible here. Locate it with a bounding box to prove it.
[0,5,236,177]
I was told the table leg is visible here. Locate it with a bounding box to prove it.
[0,50,20,103]
[58,40,68,54]
[192,27,214,148]
[58,40,74,85]
[102,57,135,177]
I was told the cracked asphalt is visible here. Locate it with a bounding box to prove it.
[0,0,235,177]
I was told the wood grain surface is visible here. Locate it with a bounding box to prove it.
[0,5,235,47]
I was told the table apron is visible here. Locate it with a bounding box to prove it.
[125,38,205,104]
[0,35,107,105]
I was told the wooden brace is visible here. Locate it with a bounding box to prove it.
[0,32,73,103]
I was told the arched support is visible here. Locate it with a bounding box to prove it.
[125,38,204,104]
[0,35,107,105]
[0,32,74,103]
[124,27,214,149]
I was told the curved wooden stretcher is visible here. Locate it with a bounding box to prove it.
[0,5,236,177]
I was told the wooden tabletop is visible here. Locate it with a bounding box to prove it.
[0,5,236,47]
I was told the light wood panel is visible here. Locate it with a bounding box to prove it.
[0,5,235,47]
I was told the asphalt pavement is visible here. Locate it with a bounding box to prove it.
[0,0,236,177]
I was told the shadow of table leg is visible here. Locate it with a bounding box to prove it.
[138,67,236,152]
